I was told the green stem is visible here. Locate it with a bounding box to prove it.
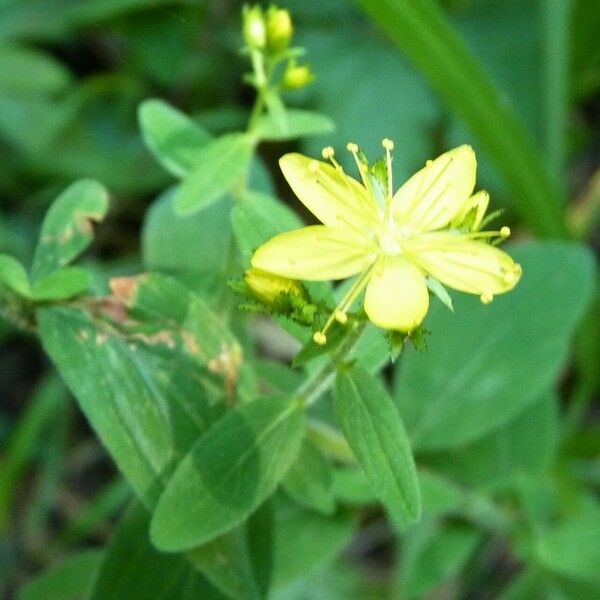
[306,419,355,463]
[295,319,368,408]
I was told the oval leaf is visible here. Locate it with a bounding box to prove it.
[175,133,254,215]
[333,364,421,527]
[150,396,304,551]
[395,242,596,450]
[138,99,211,178]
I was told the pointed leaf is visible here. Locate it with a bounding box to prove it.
[150,396,304,551]
[333,364,421,527]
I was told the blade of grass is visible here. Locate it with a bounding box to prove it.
[542,0,571,197]
[356,0,568,238]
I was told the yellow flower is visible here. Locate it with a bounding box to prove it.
[251,141,522,344]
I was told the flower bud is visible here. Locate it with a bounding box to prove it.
[242,5,266,50]
[282,63,313,89]
[266,7,293,53]
[244,268,303,304]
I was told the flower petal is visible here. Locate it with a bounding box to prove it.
[392,145,476,232]
[279,153,381,231]
[364,258,429,331]
[410,232,522,296]
[450,190,489,231]
[251,225,376,281]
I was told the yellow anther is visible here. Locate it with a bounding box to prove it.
[322,146,334,160]
[335,310,348,324]
[503,270,516,284]
[426,160,433,166]
[308,159,319,173]
[382,138,394,150]
[480,292,493,305]
[500,226,511,237]
[313,331,327,345]
[346,142,359,153]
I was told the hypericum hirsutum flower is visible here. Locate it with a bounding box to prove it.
[251,141,522,344]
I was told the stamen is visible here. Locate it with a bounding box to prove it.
[500,226,511,238]
[346,142,373,195]
[480,292,493,304]
[313,331,327,345]
[322,146,335,160]
[309,159,319,173]
[382,138,394,202]
[314,261,377,344]
[335,310,348,324]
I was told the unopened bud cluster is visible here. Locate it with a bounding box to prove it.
[242,4,313,90]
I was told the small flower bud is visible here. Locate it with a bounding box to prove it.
[242,5,266,50]
[244,268,303,304]
[282,62,313,89]
[266,7,293,53]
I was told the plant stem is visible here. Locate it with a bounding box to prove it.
[294,319,368,408]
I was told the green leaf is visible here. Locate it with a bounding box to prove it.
[89,502,226,600]
[231,191,302,265]
[30,180,109,283]
[399,520,482,599]
[30,266,89,300]
[150,396,305,551]
[138,98,211,178]
[356,0,567,237]
[333,364,421,528]
[272,500,355,589]
[37,274,239,504]
[0,254,31,297]
[0,45,72,94]
[19,550,103,600]
[143,188,233,276]
[175,133,254,215]
[395,242,596,450]
[423,391,559,489]
[536,510,600,585]
[255,109,334,141]
[282,439,335,515]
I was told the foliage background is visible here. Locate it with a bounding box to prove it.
[1,0,599,598]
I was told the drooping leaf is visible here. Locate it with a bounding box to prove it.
[138,98,211,178]
[255,109,334,141]
[175,133,254,214]
[30,179,109,283]
[150,396,304,551]
[395,242,596,450]
[333,364,421,528]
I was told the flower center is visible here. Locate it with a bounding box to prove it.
[379,229,401,255]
